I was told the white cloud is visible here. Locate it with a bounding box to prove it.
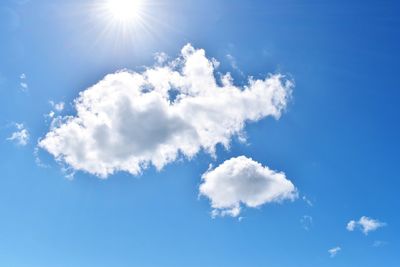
[300,215,313,231]
[302,195,313,207]
[50,101,65,112]
[39,44,293,178]
[199,156,297,217]
[34,147,49,168]
[154,52,169,65]
[346,220,357,231]
[47,101,65,119]
[7,123,29,146]
[20,73,28,91]
[346,216,386,235]
[328,246,341,258]
[372,240,387,247]
[226,54,244,76]
[20,82,28,90]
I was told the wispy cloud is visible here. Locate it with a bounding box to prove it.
[328,246,341,258]
[226,54,244,77]
[49,100,65,112]
[300,215,313,231]
[46,100,65,119]
[347,216,386,235]
[302,195,313,207]
[7,123,29,146]
[153,52,169,65]
[372,240,388,247]
[19,73,28,91]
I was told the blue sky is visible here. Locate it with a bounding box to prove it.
[0,0,399,266]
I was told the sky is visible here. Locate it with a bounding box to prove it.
[0,0,399,266]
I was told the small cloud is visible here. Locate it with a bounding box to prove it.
[199,156,298,217]
[19,73,28,91]
[346,220,357,231]
[300,215,313,231]
[7,123,29,146]
[302,195,313,207]
[46,101,65,119]
[49,100,65,112]
[346,216,386,235]
[211,58,220,69]
[154,52,169,65]
[328,246,341,258]
[33,147,49,168]
[47,111,55,118]
[372,240,387,247]
[61,165,75,180]
[226,54,244,77]
[20,82,28,90]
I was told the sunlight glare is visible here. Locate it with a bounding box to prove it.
[105,0,143,23]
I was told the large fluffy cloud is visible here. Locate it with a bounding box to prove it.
[39,44,293,177]
[199,156,297,217]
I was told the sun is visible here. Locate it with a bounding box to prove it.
[91,0,156,47]
[105,0,144,23]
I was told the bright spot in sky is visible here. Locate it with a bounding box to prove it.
[92,0,158,48]
[105,0,143,23]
